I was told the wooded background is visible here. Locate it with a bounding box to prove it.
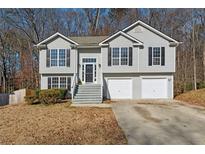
[0,8,204,96]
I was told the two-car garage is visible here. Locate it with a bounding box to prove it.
[106,77,171,99]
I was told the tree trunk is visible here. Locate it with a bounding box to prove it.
[203,43,205,82]
[192,25,197,90]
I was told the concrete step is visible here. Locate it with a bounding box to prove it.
[76,89,101,93]
[78,84,101,87]
[74,97,102,100]
[77,88,101,90]
[74,96,101,99]
[73,99,102,104]
[75,93,101,96]
[73,84,102,104]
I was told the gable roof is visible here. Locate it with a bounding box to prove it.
[122,20,179,43]
[37,32,79,46]
[99,31,143,46]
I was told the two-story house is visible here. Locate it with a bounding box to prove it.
[36,20,179,103]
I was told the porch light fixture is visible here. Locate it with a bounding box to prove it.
[98,64,101,68]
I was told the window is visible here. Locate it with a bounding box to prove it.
[112,47,128,66]
[51,49,58,66]
[112,48,120,65]
[152,47,161,65]
[59,49,66,66]
[50,49,67,67]
[48,76,71,89]
[60,77,67,89]
[52,77,59,88]
[121,48,128,65]
[82,58,96,63]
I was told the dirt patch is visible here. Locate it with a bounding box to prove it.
[0,103,127,145]
[103,99,118,104]
[134,106,161,123]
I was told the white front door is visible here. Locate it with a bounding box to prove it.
[108,78,132,99]
[141,78,168,99]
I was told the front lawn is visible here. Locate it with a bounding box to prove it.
[175,88,205,107]
[0,103,127,144]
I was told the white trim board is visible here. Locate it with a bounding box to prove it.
[37,32,79,46]
[99,31,143,46]
[122,20,179,44]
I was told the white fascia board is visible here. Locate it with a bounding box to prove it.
[36,32,79,46]
[99,31,143,46]
[122,20,179,43]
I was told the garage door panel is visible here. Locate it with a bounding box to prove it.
[108,79,132,99]
[142,78,167,99]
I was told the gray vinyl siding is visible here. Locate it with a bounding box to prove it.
[39,37,77,74]
[126,25,175,73]
[101,35,140,73]
[103,73,174,99]
[101,25,176,73]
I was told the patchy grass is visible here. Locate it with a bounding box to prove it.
[175,88,205,107]
[0,103,127,145]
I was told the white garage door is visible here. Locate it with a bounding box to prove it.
[108,79,132,99]
[141,78,168,99]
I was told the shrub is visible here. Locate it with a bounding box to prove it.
[39,89,67,105]
[174,81,184,96]
[25,95,39,105]
[25,89,68,105]
[197,82,205,89]
[185,83,193,91]
[25,89,40,105]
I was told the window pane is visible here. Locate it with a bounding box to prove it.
[153,47,161,65]
[153,58,160,65]
[121,58,128,65]
[83,58,96,63]
[121,48,128,65]
[60,77,66,89]
[59,49,66,66]
[113,59,119,65]
[51,49,58,66]
[112,48,119,57]
[52,77,59,88]
[59,49,65,59]
[112,48,119,65]
[153,47,160,57]
[121,48,128,57]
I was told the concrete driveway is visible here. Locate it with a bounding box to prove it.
[112,100,205,144]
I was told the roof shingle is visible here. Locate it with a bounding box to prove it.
[69,36,108,46]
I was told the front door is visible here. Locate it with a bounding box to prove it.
[85,64,93,83]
